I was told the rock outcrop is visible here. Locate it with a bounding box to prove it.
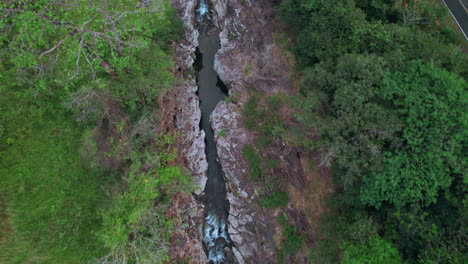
[211,102,277,263]
[171,0,199,71]
[172,78,208,195]
[163,0,208,262]
[213,0,294,101]
[168,0,207,196]
[209,0,296,263]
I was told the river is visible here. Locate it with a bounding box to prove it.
[195,0,232,263]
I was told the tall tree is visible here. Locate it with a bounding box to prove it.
[361,61,466,208]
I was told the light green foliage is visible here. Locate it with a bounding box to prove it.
[1,0,177,78]
[1,0,182,115]
[111,45,176,116]
[98,163,190,263]
[341,237,402,264]
[0,113,105,263]
[219,130,227,137]
[0,0,187,263]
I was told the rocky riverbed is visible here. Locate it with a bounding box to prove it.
[166,0,297,263]
[210,0,295,263]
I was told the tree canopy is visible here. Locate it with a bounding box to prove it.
[277,0,467,262]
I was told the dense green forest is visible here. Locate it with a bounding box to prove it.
[0,0,190,263]
[272,0,466,262]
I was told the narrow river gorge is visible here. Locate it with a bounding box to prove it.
[168,0,286,262]
[195,0,233,263]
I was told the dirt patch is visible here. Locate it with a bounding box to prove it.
[287,152,335,243]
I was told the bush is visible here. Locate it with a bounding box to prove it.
[242,94,285,148]
[278,225,304,263]
[341,237,402,264]
[282,226,303,255]
[219,130,227,137]
[260,191,289,208]
[277,213,289,226]
[242,145,262,180]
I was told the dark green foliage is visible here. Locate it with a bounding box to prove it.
[242,94,285,148]
[278,0,467,74]
[278,0,467,262]
[355,0,401,22]
[260,191,289,208]
[281,226,303,256]
[276,216,304,264]
[439,27,462,45]
[361,61,466,208]
[300,54,402,187]
[242,145,262,180]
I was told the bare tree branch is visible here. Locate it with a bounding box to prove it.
[38,38,66,60]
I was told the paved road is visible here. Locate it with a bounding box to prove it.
[441,0,468,40]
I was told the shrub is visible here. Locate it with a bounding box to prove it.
[242,145,262,180]
[219,130,227,137]
[264,158,280,169]
[277,213,289,226]
[282,226,303,255]
[278,225,304,263]
[260,191,289,208]
[341,237,401,264]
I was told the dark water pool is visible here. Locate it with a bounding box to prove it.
[195,0,232,263]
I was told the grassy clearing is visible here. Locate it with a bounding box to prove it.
[1,117,106,263]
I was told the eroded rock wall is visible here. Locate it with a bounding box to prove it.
[164,0,207,262]
[211,102,277,264]
[214,0,293,101]
[210,0,295,263]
